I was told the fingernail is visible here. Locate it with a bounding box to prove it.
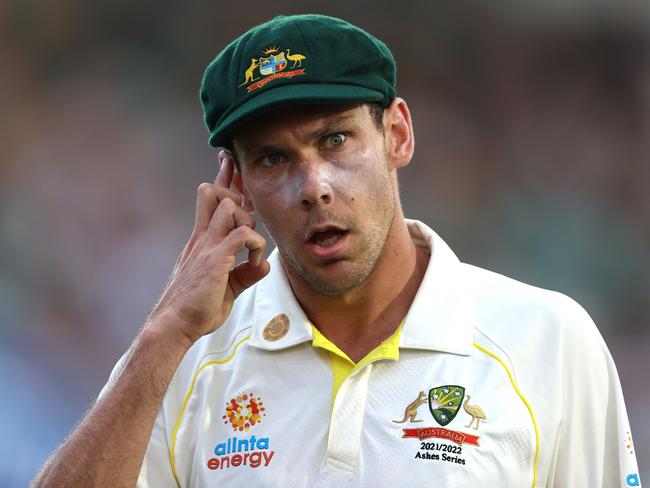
[218,150,226,169]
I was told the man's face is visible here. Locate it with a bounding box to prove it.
[233,103,398,296]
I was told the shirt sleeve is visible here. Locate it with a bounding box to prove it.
[548,299,641,487]
[100,353,179,487]
[137,405,178,488]
[97,351,128,400]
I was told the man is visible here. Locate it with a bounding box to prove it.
[33,14,641,488]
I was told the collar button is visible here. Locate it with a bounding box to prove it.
[263,313,290,341]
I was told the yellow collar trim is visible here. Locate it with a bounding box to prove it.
[312,322,402,408]
[311,322,402,367]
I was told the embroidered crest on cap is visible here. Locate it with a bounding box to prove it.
[263,313,290,341]
[239,46,306,93]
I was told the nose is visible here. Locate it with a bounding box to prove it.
[296,160,333,210]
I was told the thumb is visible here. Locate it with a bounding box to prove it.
[229,259,271,298]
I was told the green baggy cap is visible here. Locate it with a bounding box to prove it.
[200,14,397,147]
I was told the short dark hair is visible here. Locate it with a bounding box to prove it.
[228,102,385,169]
[367,102,385,131]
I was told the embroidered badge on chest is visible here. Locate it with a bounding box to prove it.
[206,392,275,472]
[393,386,487,466]
[428,385,464,426]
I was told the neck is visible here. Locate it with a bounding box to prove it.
[284,211,429,362]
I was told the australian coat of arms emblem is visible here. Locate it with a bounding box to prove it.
[239,46,307,93]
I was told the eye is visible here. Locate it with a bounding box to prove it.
[325,133,346,148]
[260,153,286,167]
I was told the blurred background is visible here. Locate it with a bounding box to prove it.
[1,0,648,484]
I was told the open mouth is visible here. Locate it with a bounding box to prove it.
[305,225,350,259]
[310,228,347,247]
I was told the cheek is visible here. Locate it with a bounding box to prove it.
[349,152,392,201]
[246,174,284,205]
[247,185,293,234]
[325,148,381,200]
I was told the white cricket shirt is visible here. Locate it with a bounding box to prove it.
[109,219,641,487]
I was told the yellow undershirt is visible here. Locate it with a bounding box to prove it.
[311,322,403,408]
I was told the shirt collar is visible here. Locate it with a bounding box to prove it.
[247,250,314,350]
[398,219,475,355]
[248,218,475,356]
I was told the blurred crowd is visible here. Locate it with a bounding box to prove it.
[1,1,648,485]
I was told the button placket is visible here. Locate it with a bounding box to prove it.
[325,364,373,473]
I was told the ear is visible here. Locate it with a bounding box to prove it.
[231,166,256,213]
[383,97,414,170]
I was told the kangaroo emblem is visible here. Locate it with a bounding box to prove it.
[239,58,259,87]
[393,391,427,424]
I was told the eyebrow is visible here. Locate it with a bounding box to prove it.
[304,115,355,141]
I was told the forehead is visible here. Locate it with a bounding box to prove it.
[231,103,370,149]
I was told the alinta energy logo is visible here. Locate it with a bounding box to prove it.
[223,392,265,432]
[207,392,275,471]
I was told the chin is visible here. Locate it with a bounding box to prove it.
[280,246,376,296]
[302,262,373,296]
[305,277,361,297]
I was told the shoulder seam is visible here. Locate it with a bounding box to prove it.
[169,333,251,487]
[197,325,253,365]
[473,341,539,488]
[474,326,519,385]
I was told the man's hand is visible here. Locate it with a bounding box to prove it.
[148,149,270,346]
[32,150,268,487]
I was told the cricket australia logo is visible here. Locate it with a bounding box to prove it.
[395,384,482,469]
[239,45,307,93]
[428,385,465,426]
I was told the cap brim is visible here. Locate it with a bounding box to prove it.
[208,83,384,147]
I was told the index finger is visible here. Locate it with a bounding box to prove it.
[215,149,235,188]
